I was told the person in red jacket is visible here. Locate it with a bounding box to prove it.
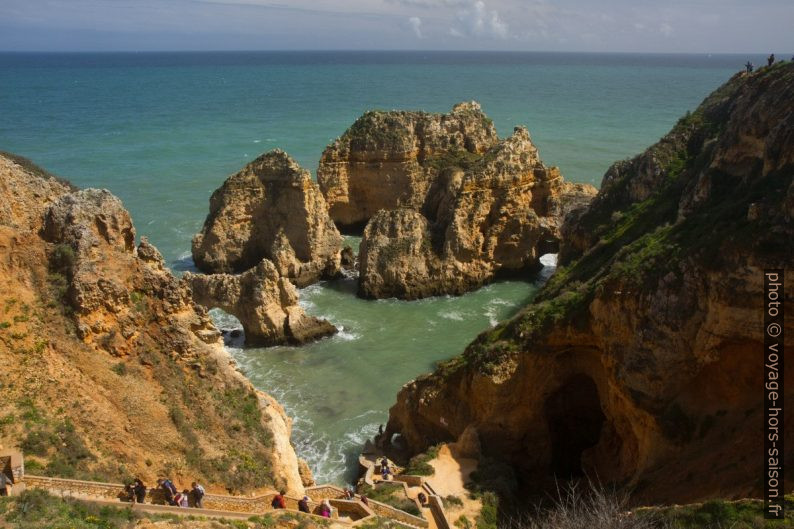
[271,490,287,509]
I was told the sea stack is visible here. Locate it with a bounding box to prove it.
[385,64,794,503]
[357,125,597,299]
[318,101,500,230]
[192,149,343,287]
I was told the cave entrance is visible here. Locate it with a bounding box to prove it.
[544,374,605,479]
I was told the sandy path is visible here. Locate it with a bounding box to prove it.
[426,445,481,524]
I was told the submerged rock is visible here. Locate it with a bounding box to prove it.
[192,149,343,286]
[359,127,597,299]
[318,101,500,230]
[184,259,337,347]
[386,65,794,503]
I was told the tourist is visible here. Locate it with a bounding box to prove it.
[159,478,178,506]
[298,495,311,513]
[191,482,205,508]
[380,457,391,480]
[271,490,287,509]
[343,487,355,500]
[174,489,188,508]
[0,472,10,496]
[133,479,147,504]
[768,53,775,66]
[745,61,753,73]
[360,494,369,506]
[320,499,332,518]
[123,481,136,502]
[417,492,427,505]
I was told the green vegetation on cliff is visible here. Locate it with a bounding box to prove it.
[453,62,794,376]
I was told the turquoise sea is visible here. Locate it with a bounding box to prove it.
[0,51,751,484]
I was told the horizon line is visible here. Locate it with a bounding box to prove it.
[0,49,788,56]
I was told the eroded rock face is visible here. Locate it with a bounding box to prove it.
[184,259,336,346]
[386,65,794,503]
[359,127,597,299]
[1,153,306,495]
[318,101,500,229]
[192,150,343,286]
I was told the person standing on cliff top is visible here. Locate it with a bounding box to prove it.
[768,53,775,66]
[745,61,753,73]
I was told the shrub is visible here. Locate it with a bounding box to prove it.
[404,444,440,476]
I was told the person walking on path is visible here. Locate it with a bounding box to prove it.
[298,496,311,513]
[159,478,178,506]
[133,479,147,504]
[271,490,287,509]
[191,482,205,508]
[176,490,190,508]
[320,499,332,518]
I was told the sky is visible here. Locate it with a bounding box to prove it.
[0,0,792,53]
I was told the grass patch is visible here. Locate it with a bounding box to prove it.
[360,483,421,517]
[403,444,440,476]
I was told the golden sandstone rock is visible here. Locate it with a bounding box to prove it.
[192,149,342,286]
[386,65,794,503]
[357,125,596,299]
[0,153,305,495]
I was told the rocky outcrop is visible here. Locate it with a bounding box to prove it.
[318,101,500,230]
[184,260,336,346]
[192,150,343,286]
[386,64,794,503]
[0,152,306,495]
[359,127,597,299]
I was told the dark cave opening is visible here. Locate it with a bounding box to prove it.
[544,373,606,479]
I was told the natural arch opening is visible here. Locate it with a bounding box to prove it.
[208,308,245,348]
[544,374,605,479]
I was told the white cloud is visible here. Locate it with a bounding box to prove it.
[408,16,423,38]
[452,0,509,39]
[659,22,674,37]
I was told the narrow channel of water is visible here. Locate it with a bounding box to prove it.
[211,254,556,485]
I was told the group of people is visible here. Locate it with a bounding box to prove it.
[123,478,205,508]
[745,53,790,73]
[272,490,334,518]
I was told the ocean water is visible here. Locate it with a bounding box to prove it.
[0,51,747,484]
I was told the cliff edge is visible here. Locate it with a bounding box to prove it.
[0,152,307,495]
[385,64,794,503]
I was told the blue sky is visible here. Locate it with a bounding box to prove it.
[1,0,792,52]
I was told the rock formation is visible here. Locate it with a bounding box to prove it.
[0,152,306,495]
[358,127,597,299]
[192,150,343,286]
[385,64,794,503]
[318,101,500,230]
[184,260,336,346]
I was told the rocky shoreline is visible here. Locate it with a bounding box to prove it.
[1,63,791,521]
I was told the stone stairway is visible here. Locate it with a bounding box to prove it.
[1,450,437,529]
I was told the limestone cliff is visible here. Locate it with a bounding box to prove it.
[359,127,597,299]
[192,150,342,286]
[0,152,306,495]
[386,64,794,503]
[184,260,336,346]
[318,101,500,230]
